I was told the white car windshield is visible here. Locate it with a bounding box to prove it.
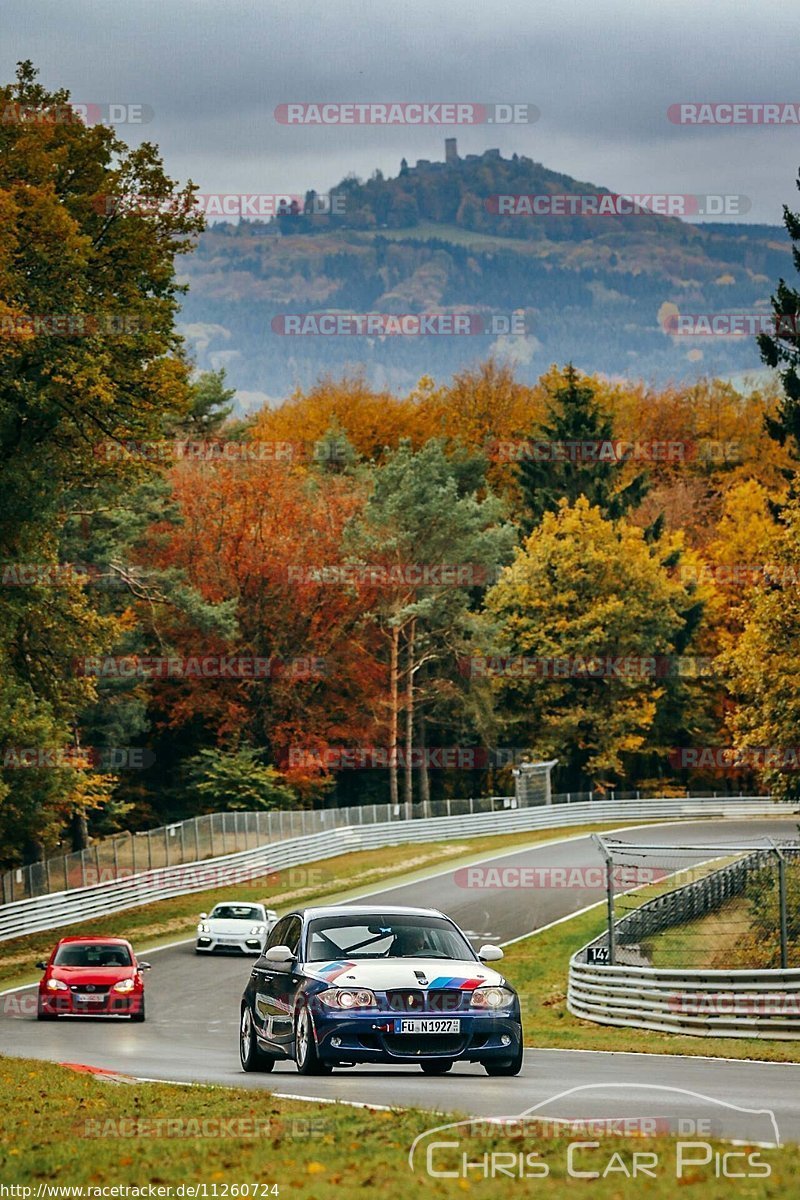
[210,905,263,922]
[305,915,474,962]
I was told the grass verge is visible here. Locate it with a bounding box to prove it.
[0,1055,794,1196]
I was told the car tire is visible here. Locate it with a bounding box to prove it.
[420,1061,453,1074]
[484,1042,524,1077]
[294,1007,332,1075]
[36,1002,56,1021]
[240,1004,275,1072]
[130,1002,146,1023]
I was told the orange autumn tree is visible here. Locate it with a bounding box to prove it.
[251,374,426,462]
[140,457,386,798]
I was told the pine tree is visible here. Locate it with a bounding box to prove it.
[517,365,650,532]
[757,171,800,467]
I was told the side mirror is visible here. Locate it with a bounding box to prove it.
[264,945,295,965]
[35,961,48,970]
[199,912,208,920]
[137,961,152,970]
[478,944,504,962]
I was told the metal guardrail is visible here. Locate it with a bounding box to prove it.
[568,961,800,1040]
[569,845,800,1040]
[0,789,771,903]
[0,795,788,942]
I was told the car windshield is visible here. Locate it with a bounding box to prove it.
[53,943,132,967]
[305,914,474,962]
[211,905,263,921]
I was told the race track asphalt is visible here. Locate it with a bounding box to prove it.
[2,817,798,1142]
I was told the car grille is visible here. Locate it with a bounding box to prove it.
[385,989,466,1013]
[69,984,111,993]
[384,1034,464,1055]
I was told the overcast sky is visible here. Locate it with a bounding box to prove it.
[2,0,799,224]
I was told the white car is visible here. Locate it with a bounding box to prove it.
[196,902,278,955]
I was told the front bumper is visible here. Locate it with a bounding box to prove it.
[312,1009,522,1064]
[38,991,144,1017]
[196,935,263,954]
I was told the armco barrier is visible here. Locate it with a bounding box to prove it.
[568,960,800,1040]
[0,796,790,942]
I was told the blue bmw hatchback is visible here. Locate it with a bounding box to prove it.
[239,905,523,1076]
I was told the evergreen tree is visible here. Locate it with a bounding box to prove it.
[757,170,800,472]
[517,365,650,532]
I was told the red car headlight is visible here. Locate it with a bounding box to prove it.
[318,988,377,1009]
[45,979,68,992]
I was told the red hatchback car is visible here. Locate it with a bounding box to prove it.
[36,936,150,1020]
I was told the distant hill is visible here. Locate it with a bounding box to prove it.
[176,146,791,402]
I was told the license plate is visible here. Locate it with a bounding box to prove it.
[76,993,104,1003]
[394,1018,461,1034]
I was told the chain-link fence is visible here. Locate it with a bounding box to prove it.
[0,787,771,905]
[586,834,800,970]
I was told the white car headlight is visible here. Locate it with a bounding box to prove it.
[470,986,515,1010]
[318,988,377,1010]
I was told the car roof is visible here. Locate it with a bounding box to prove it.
[298,905,447,919]
[56,935,132,945]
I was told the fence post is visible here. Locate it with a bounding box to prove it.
[194,818,201,862]
[593,834,616,965]
[773,845,789,970]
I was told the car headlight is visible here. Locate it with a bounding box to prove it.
[249,925,265,936]
[470,986,515,1009]
[198,923,210,933]
[46,978,68,992]
[318,987,377,1010]
[112,978,136,994]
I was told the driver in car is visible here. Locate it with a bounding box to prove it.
[393,927,428,956]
